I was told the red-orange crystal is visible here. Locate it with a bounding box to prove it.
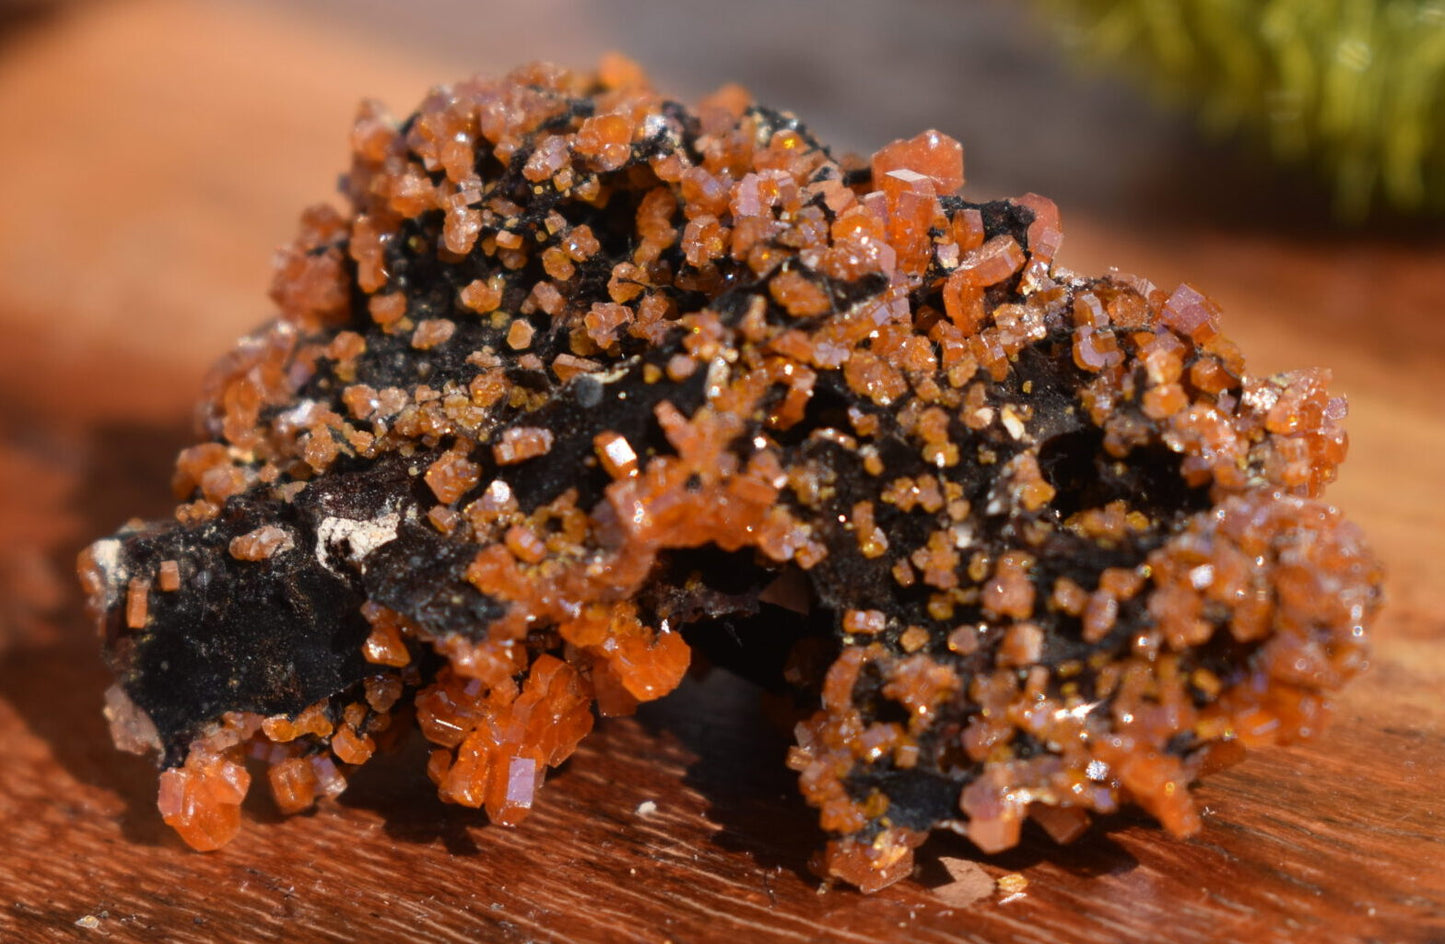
[80,61,1379,893]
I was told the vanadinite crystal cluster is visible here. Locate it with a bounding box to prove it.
[80,59,1381,891]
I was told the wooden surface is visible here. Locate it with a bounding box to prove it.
[1,1,1442,941]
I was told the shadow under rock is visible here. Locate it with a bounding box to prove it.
[338,667,818,870]
[913,812,1145,891]
[335,732,484,855]
[0,0,65,47]
[636,666,1147,891]
[0,414,193,845]
[636,669,821,885]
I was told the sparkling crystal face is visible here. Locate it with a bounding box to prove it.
[80,59,1379,891]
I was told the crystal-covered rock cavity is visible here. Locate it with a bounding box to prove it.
[79,59,1381,892]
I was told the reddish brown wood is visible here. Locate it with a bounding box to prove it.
[0,2,1441,941]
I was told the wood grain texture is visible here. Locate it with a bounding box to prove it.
[0,2,1441,941]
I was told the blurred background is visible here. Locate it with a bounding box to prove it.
[1,0,1439,639]
[1,0,1438,395]
[0,0,1193,382]
[0,2,1441,938]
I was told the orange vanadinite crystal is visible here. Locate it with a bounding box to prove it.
[157,753,251,851]
[81,59,1379,894]
[425,450,481,505]
[420,654,594,825]
[871,130,965,196]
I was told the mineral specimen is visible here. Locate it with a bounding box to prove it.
[79,59,1381,891]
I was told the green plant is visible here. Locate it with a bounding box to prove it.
[1042,0,1445,217]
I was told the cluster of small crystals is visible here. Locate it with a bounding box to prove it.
[82,59,1380,889]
